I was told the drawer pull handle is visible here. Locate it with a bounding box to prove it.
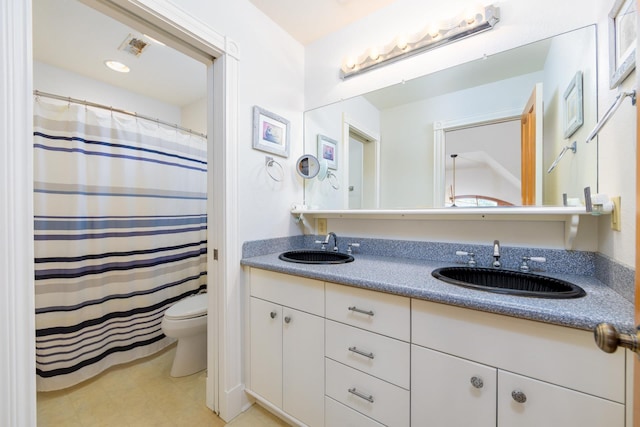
[284,316,291,324]
[470,376,484,389]
[269,311,277,319]
[511,390,527,404]
[348,306,374,316]
[348,387,374,403]
[348,346,375,359]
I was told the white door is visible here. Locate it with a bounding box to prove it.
[497,370,624,426]
[349,135,364,209]
[250,298,283,407]
[412,345,496,427]
[282,307,325,427]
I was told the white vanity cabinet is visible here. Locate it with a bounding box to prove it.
[324,282,411,427]
[248,268,325,427]
[411,299,626,427]
[246,267,628,427]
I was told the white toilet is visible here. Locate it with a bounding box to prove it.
[161,293,208,377]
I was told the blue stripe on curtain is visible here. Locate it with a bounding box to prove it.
[34,100,208,391]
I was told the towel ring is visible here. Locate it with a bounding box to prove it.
[327,170,340,190]
[265,156,284,182]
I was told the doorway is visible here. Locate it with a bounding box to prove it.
[20,0,239,422]
[444,119,521,206]
[343,116,380,209]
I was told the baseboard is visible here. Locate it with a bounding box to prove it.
[218,382,251,422]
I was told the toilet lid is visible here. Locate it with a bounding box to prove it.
[165,294,208,320]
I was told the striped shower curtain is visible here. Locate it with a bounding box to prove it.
[33,99,208,391]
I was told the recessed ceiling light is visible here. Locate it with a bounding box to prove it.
[104,60,130,73]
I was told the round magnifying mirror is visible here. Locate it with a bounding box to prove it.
[296,154,320,179]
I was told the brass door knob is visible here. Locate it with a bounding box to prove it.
[594,323,639,354]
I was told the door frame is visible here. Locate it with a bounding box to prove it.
[433,108,522,207]
[342,114,380,209]
[1,0,243,423]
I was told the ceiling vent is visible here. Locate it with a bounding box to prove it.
[118,34,149,57]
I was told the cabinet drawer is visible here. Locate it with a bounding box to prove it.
[326,319,409,389]
[326,282,410,341]
[498,370,624,427]
[412,299,626,403]
[326,358,410,427]
[325,396,384,427]
[250,268,324,316]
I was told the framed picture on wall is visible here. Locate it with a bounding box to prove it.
[317,134,338,170]
[563,71,584,138]
[609,0,637,89]
[252,106,290,158]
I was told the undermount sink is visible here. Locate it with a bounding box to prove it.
[279,250,354,264]
[431,266,586,299]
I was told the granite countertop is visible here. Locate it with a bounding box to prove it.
[241,252,635,334]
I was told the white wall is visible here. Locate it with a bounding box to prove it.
[178,0,305,245]
[542,26,598,206]
[594,1,637,268]
[34,61,182,123]
[304,0,637,263]
[182,97,207,135]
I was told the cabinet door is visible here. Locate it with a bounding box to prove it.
[498,370,625,427]
[283,307,324,427]
[250,297,282,407]
[412,345,496,427]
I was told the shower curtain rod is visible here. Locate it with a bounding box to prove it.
[34,90,207,139]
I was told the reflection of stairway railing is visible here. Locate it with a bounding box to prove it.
[452,195,514,207]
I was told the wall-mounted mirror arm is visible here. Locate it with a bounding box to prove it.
[586,90,636,143]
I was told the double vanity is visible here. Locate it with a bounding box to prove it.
[241,236,634,426]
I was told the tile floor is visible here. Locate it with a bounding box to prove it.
[37,344,290,427]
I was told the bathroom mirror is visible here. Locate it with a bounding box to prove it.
[304,25,597,210]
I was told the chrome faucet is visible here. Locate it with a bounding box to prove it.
[492,240,501,268]
[324,232,339,251]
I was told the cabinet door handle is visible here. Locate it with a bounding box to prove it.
[348,387,374,403]
[348,346,375,359]
[284,316,291,324]
[470,376,484,389]
[269,311,277,319]
[348,306,374,316]
[511,390,527,404]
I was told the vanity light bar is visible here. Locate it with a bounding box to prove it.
[340,4,500,79]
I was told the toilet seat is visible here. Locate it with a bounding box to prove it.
[165,293,207,320]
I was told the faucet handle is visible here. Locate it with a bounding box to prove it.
[520,256,546,272]
[314,240,327,250]
[347,243,360,255]
[456,250,477,267]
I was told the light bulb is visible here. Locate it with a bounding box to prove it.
[369,47,380,60]
[464,6,481,24]
[344,57,356,70]
[427,24,440,39]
